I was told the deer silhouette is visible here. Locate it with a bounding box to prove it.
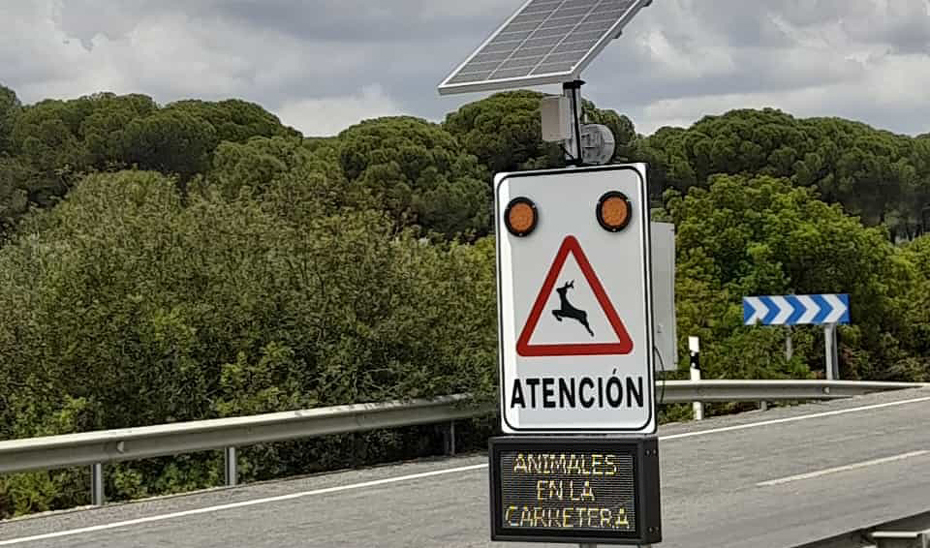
[552,280,594,337]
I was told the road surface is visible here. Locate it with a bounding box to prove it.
[2,387,930,547]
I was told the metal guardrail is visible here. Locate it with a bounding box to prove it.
[656,379,923,403]
[0,394,482,475]
[0,380,924,506]
[795,509,930,548]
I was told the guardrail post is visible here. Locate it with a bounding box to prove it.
[224,446,238,487]
[444,421,456,456]
[91,462,104,505]
[689,336,703,421]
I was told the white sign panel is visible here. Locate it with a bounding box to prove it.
[495,165,655,434]
[650,222,677,371]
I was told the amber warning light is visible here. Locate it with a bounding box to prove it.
[505,197,538,237]
[597,191,632,232]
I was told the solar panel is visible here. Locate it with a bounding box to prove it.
[438,0,652,95]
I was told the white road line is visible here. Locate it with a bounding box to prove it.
[660,395,930,441]
[0,464,488,546]
[757,450,929,487]
[2,394,929,545]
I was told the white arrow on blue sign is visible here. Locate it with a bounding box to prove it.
[743,294,850,326]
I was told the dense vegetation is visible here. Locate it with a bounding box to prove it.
[1,83,929,517]
[639,108,930,238]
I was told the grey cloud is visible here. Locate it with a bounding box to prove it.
[575,0,930,134]
[678,1,795,48]
[1,0,928,137]
[55,1,145,48]
[775,0,930,53]
[46,0,518,113]
[842,12,930,54]
[199,1,469,43]
[56,0,509,45]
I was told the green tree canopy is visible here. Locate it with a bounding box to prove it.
[667,174,911,380]
[163,99,299,143]
[209,136,309,198]
[4,83,930,519]
[121,110,218,179]
[338,116,490,238]
[79,93,158,169]
[0,85,20,155]
[581,99,637,161]
[0,89,299,236]
[443,90,560,174]
[637,109,926,236]
[0,167,497,515]
[443,91,637,175]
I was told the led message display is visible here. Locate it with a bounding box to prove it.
[489,437,661,545]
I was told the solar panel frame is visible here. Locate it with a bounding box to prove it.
[438,0,652,96]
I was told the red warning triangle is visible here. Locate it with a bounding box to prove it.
[517,235,634,357]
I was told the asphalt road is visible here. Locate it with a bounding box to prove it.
[3,387,930,548]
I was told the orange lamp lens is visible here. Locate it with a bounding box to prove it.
[505,197,538,237]
[597,191,632,232]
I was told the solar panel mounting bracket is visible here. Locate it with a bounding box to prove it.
[563,79,585,166]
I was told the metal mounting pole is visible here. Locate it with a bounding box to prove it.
[562,80,585,166]
[786,327,793,361]
[825,324,839,380]
[91,462,104,506]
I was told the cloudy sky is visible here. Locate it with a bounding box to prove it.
[1,0,929,137]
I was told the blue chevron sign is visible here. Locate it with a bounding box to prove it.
[743,294,850,326]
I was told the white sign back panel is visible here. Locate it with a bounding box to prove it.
[496,165,655,434]
[650,222,678,371]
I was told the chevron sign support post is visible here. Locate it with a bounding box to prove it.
[743,294,850,326]
[743,294,850,380]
